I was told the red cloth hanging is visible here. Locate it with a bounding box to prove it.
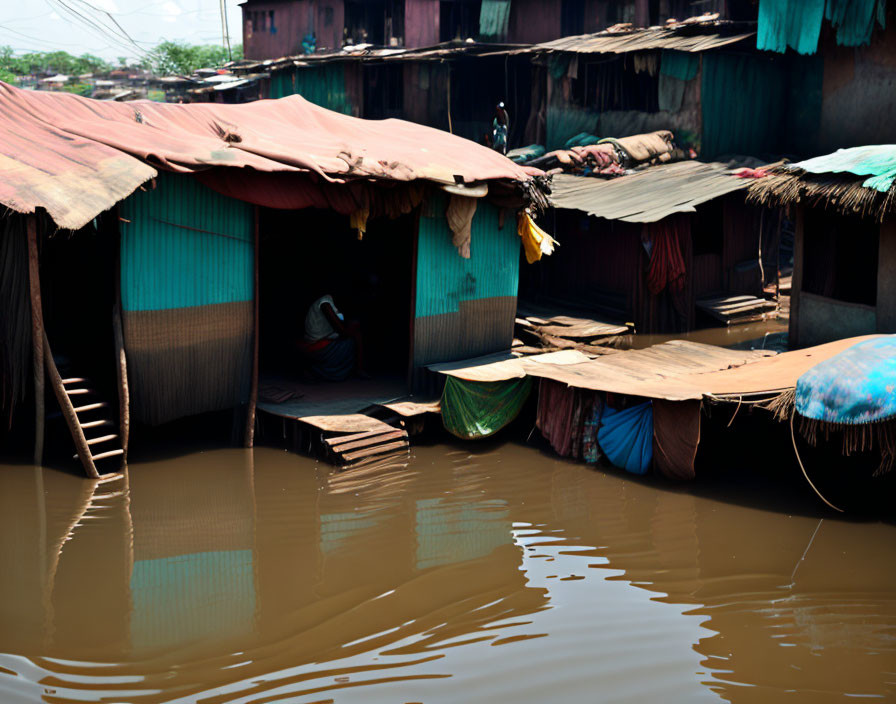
[646,216,687,295]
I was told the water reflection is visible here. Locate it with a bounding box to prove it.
[0,442,894,702]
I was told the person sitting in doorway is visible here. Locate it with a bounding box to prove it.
[300,294,367,382]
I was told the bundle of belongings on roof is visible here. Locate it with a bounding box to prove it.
[507,130,695,178]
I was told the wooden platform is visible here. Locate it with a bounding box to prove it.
[256,375,435,466]
[696,294,777,325]
[257,376,408,420]
[431,336,882,402]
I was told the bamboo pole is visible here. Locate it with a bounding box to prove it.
[27,215,44,465]
[245,206,260,448]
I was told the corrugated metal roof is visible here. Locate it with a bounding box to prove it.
[0,81,533,230]
[790,145,896,193]
[548,160,759,222]
[237,41,525,72]
[525,21,755,54]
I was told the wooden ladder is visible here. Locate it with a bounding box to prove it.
[43,331,124,478]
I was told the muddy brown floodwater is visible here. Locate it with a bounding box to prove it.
[1,439,894,703]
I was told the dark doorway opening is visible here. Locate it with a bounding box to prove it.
[258,207,416,383]
[440,0,482,41]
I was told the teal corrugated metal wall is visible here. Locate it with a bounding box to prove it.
[119,174,254,312]
[415,196,520,318]
[702,52,823,160]
[270,65,352,114]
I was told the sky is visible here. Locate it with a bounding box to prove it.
[0,0,244,61]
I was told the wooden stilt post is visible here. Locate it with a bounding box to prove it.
[245,205,260,448]
[27,215,45,465]
[112,209,130,466]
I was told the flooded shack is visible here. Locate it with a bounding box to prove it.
[522,150,778,336]
[0,81,546,474]
[747,146,896,348]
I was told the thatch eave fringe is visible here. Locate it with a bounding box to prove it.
[796,413,896,476]
[746,166,896,223]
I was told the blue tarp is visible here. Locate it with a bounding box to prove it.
[796,336,896,425]
[598,402,653,474]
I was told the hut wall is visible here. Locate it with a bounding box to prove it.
[878,221,896,334]
[508,0,562,44]
[519,211,638,322]
[119,174,254,425]
[721,194,762,297]
[403,62,450,130]
[796,293,877,349]
[816,15,896,152]
[405,0,440,47]
[790,206,882,348]
[412,195,519,369]
[243,0,345,60]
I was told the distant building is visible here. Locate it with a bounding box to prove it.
[239,0,759,60]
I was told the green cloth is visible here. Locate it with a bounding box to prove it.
[479,0,512,38]
[660,51,699,81]
[441,376,532,440]
[825,0,886,47]
[548,54,571,80]
[757,0,826,54]
[658,52,699,113]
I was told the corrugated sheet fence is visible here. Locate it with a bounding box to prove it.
[413,194,520,367]
[120,174,254,425]
[270,64,353,114]
[701,52,822,160]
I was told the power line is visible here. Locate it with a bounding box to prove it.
[47,0,150,56]
[69,0,154,48]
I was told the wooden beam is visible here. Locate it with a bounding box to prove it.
[112,209,130,466]
[112,303,129,467]
[26,215,44,465]
[789,207,804,348]
[245,205,260,448]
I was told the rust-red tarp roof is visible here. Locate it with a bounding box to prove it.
[0,82,534,230]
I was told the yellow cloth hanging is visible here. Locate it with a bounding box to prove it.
[517,211,557,264]
[349,207,368,239]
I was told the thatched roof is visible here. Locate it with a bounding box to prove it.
[747,146,896,223]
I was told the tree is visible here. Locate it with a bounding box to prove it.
[0,46,110,79]
[144,42,243,76]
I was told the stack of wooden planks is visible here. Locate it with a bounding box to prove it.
[324,424,409,467]
[515,301,630,355]
[696,294,777,325]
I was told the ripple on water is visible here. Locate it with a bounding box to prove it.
[0,443,894,702]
